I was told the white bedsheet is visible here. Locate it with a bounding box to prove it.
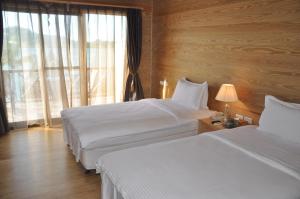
[61,99,214,162]
[96,126,300,199]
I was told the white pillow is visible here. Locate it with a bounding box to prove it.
[258,95,300,144]
[172,78,208,110]
[181,78,208,109]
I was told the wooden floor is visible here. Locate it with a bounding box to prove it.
[0,128,101,199]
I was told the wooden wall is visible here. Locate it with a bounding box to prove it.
[152,0,300,123]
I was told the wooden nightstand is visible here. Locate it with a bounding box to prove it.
[198,118,248,134]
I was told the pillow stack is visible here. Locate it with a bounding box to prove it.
[172,78,208,110]
[259,95,300,144]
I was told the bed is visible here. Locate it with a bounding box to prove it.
[62,98,214,169]
[97,125,300,199]
[61,79,213,170]
[96,95,300,199]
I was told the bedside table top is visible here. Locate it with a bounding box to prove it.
[198,117,248,134]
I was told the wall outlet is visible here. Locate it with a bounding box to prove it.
[244,116,253,124]
[235,114,244,120]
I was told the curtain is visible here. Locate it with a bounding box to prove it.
[85,9,127,105]
[0,3,9,133]
[1,2,127,128]
[124,9,144,101]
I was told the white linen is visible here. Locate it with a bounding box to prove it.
[61,99,214,163]
[259,95,300,144]
[97,126,300,199]
[172,78,208,109]
[80,129,197,170]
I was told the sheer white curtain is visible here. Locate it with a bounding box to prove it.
[86,10,127,105]
[2,7,127,128]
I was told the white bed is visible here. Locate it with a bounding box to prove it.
[61,98,214,169]
[96,125,300,199]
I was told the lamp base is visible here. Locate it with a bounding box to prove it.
[224,103,230,123]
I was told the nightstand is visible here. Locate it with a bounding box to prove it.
[198,118,248,134]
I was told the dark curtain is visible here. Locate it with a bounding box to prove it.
[124,9,144,101]
[0,3,9,134]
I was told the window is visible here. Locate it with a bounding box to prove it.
[2,9,127,127]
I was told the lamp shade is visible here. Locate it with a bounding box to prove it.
[215,84,238,102]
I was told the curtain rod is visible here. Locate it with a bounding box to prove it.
[34,0,148,11]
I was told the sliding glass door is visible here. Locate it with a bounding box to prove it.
[85,11,127,105]
[2,9,127,128]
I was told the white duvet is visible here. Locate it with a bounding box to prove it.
[97,126,300,199]
[61,99,213,161]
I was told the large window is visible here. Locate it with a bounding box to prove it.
[2,9,127,127]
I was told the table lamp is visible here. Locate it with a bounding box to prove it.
[215,84,238,122]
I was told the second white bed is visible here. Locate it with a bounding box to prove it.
[61,98,214,169]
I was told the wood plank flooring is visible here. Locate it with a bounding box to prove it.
[0,128,101,199]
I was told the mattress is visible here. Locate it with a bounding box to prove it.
[97,126,300,199]
[80,129,197,170]
[61,98,214,166]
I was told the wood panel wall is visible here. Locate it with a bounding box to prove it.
[152,0,300,123]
